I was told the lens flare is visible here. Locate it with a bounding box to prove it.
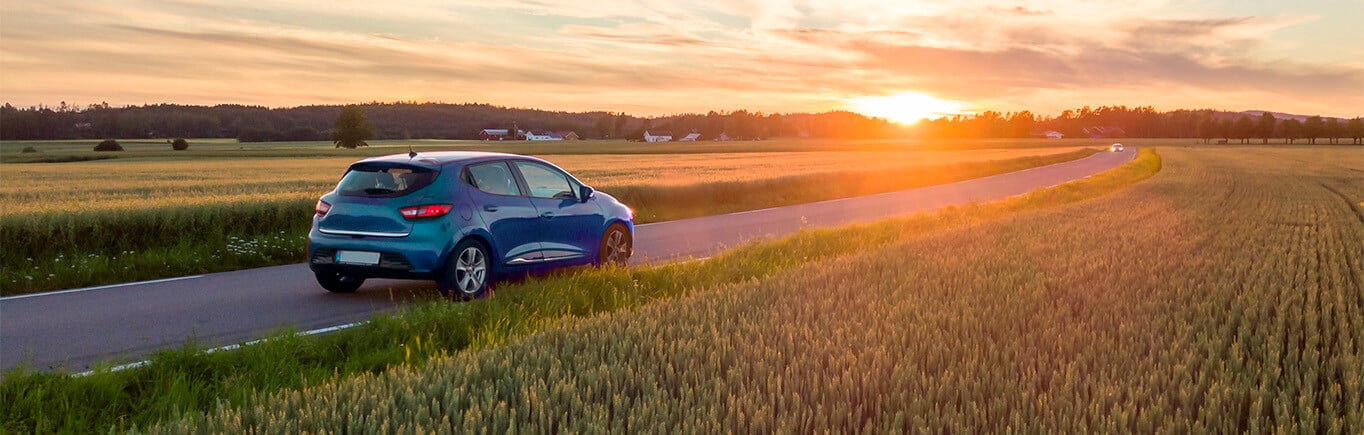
[849,92,966,124]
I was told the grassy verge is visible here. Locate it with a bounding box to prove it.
[140,146,1362,433]
[1,149,1157,433]
[1,149,1097,295]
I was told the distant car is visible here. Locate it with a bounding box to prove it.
[307,151,634,299]
[1110,143,1124,152]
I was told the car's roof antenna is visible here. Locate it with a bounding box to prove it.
[408,145,417,159]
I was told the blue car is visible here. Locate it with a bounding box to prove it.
[308,151,634,298]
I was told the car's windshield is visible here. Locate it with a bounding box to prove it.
[336,164,437,197]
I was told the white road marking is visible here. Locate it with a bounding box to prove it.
[73,321,366,377]
[1,275,204,301]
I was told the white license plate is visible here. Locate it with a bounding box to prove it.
[336,250,381,265]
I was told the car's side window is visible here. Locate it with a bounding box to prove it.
[465,162,522,196]
[513,162,575,200]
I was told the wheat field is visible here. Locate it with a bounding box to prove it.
[0,143,1094,294]
[149,147,1363,433]
[0,146,1086,215]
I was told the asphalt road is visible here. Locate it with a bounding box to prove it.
[1,149,1134,372]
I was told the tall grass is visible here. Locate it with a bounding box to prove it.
[149,146,1362,433]
[0,150,1159,433]
[1,198,315,293]
[0,149,1096,295]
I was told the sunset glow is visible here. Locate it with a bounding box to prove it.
[0,1,1361,117]
[848,92,967,124]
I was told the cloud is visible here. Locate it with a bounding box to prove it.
[990,6,1051,16]
[560,23,715,47]
[0,0,1360,117]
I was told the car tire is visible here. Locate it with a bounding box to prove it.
[439,239,493,300]
[315,271,364,293]
[598,223,632,266]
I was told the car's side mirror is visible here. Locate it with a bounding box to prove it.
[579,185,594,202]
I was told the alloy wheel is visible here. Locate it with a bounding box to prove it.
[455,246,487,295]
[602,227,630,265]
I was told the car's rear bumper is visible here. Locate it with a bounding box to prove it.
[308,247,436,280]
[307,224,455,277]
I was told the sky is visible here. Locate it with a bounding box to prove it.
[1,0,1361,122]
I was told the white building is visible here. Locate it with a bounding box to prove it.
[679,132,701,141]
[643,130,673,142]
[525,131,563,141]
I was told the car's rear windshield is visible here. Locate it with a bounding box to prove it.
[336,164,437,197]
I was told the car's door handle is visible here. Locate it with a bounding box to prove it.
[483,205,499,212]
[540,212,555,219]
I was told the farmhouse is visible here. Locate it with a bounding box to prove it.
[479,129,510,140]
[525,131,563,141]
[643,130,673,142]
[554,131,580,140]
[679,132,701,141]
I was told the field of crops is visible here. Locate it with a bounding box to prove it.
[2,147,1161,433]
[0,137,1120,161]
[148,147,1361,432]
[0,146,1086,214]
[0,139,1097,294]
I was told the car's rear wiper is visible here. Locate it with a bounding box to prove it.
[364,188,398,195]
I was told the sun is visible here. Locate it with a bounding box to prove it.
[848,92,966,124]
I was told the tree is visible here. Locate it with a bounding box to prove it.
[593,115,612,139]
[1233,116,1256,144]
[1347,118,1364,144]
[1323,118,1341,144]
[169,138,189,150]
[1008,111,1036,138]
[612,112,626,138]
[94,139,123,151]
[1196,117,1217,144]
[331,105,373,148]
[1302,116,1323,145]
[1280,119,1302,144]
[1256,113,1276,144]
[1218,118,1233,143]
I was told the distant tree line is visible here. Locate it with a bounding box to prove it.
[913,105,1364,144]
[631,110,901,140]
[2,101,1359,144]
[0,102,901,142]
[0,102,615,141]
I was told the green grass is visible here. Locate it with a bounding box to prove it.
[150,145,1362,432]
[1,150,1160,433]
[0,148,1097,295]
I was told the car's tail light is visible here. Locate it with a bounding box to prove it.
[315,200,331,216]
[400,204,453,219]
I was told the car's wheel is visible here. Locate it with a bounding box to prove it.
[598,223,632,266]
[315,271,364,293]
[439,239,492,300]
